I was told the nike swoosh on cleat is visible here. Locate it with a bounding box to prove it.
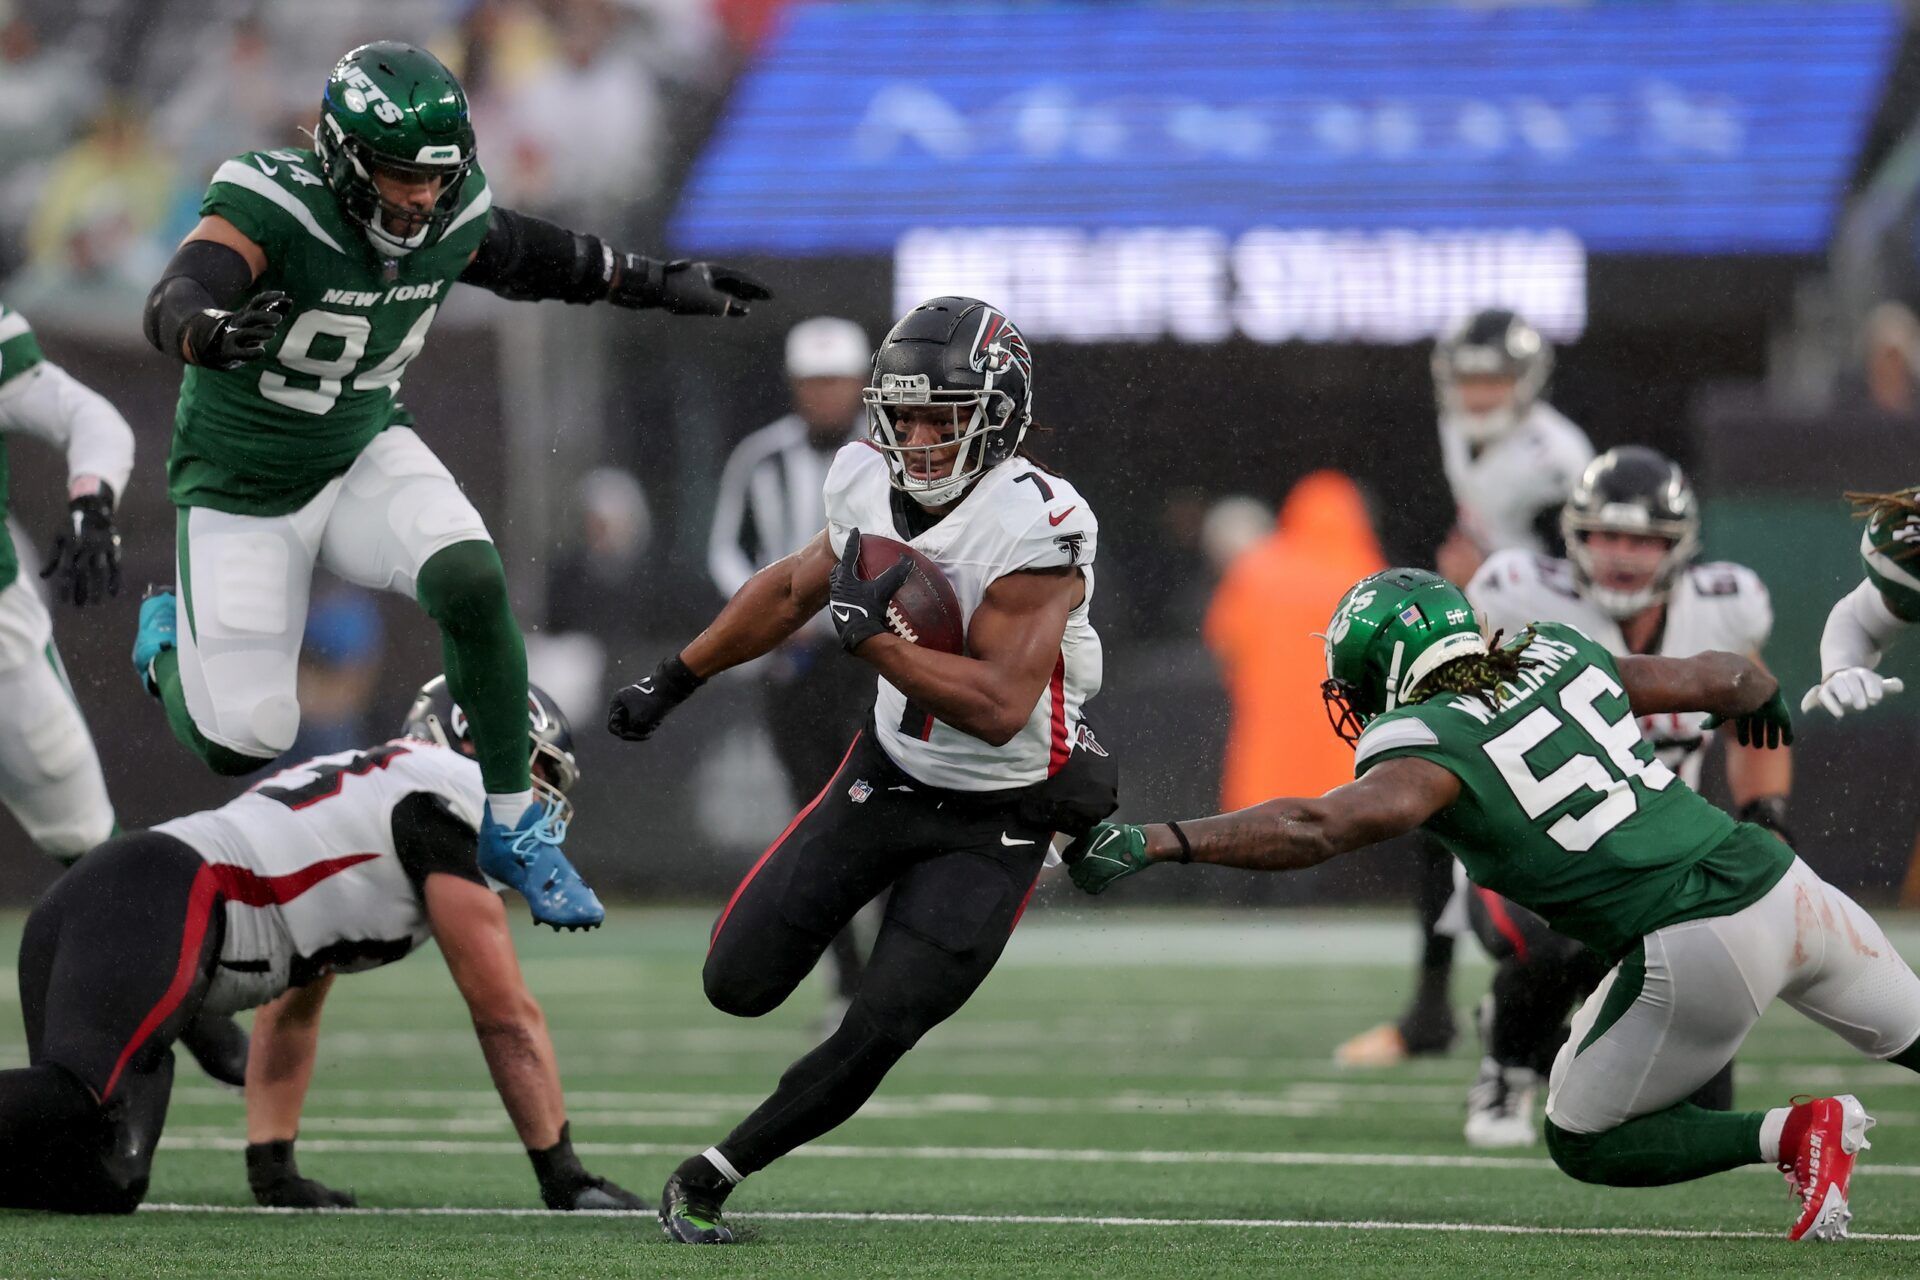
[1000,833,1036,846]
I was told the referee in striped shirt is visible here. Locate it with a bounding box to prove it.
[707,317,873,1027]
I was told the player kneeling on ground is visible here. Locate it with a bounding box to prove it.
[1067,568,1920,1242]
[0,677,640,1215]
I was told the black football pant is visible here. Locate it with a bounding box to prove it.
[763,638,877,1000]
[0,831,221,1213]
[1395,836,1458,1052]
[1467,884,1734,1110]
[703,728,1049,1177]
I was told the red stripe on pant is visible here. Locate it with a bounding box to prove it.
[1008,871,1043,932]
[1046,655,1067,777]
[102,864,219,1100]
[1476,886,1530,964]
[710,731,864,952]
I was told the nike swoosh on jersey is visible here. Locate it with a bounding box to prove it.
[1000,833,1036,846]
[1048,506,1077,527]
[256,158,279,176]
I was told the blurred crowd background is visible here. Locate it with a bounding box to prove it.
[6,0,1920,913]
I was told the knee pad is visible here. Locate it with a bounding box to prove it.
[702,953,786,1019]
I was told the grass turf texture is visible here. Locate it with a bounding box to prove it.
[2,906,1919,1277]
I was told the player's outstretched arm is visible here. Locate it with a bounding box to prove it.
[244,973,358,1208]
[143,216,290,369]
[1802,579,1910,718]
[0,358,135,606]
[608,529,837,741]
[1065,759,1460,894]
[1618,650,1792,747]
[461,206,771,317]
[832,539,1079,746]
[426,873,643,1210]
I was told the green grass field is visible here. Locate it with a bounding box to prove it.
[3,905,1920,1278]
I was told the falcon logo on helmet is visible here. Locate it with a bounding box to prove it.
[969,308,1031,380]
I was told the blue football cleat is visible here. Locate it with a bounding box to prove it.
[478,799,605,931]
[132,588,178,696]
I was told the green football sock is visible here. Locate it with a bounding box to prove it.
[151,649,275,778]
[1546,1105,1766,1187]
[416,540,532,799]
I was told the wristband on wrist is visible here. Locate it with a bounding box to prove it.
[1166,820,1194,865]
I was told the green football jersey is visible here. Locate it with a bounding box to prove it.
[1860,489,1920,622]
[1354,621,1790,960]
[0,300,48,592]
[167,148,493,515]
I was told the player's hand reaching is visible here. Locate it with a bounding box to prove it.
[1704,686,1794,748]
[607,253,772,317]
[1062,822,1153,895]
[185,290,291,370]
[607,654,706,742]
[41,487,120,607]
[246,1138,357,1208]
[1801,667,1905,719]
[829,530,911,655]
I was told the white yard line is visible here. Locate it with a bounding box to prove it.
[133,1203,1920,1243]
[151,1133,1920,1178]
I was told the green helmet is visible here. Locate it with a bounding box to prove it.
[315,42,476,257]
[1321,568,1488,745]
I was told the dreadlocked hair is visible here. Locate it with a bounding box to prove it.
[1847,488,1920,563]
[1406,627,1543,713]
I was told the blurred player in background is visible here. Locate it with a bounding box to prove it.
[708,317,874,1028]
[0,300,129,863]
[134,41,768,930]
[1455,447,1788,1145]
[1071,569,1914,1242]
[610,297,1115,1244]
[0,677,643,1215]
[1340,308,1595,1067]
[1803,486,1920,719]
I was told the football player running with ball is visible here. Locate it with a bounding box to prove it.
[1069,569,1920,1241]
[0,677,643,1215]
[136,42,769,929]
[609,298,1113,1244]
[1452,447,1789,1146]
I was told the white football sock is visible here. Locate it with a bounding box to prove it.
[487,790,534,828]
[1759,1106,1791,1163]
[704,1147,744,1185]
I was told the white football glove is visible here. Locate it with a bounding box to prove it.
[1800,667,1905,718]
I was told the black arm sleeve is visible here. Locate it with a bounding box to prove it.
[460,206,615,304]
[391,792,487,894]
[143,239,256,358]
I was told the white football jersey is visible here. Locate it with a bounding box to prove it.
[823,442,1103,791]
[154,739,484,1015]
[1439,402,1594,555]
[1468,550,1773,786]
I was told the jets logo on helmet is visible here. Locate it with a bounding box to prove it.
[970,309,1032,380]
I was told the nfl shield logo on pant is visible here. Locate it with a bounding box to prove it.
[847,779,873,804]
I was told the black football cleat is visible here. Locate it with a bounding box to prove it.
[659,1170,735,1244]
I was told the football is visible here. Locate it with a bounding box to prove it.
[855,534,967,654]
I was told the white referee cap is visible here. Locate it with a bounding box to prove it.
[786,317,870,379]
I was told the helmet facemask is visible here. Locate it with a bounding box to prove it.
[864,374,1019,508]
[1560,448,1701,621]
[316,109,471,258]
[1564,519,1699,620]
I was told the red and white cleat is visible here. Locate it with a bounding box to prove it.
[1782,1094,1875,1242]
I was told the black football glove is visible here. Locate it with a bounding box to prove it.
[606,253,771,317]
[41,485,120,607]
[1703,685,1794,749]
[829,530,911,655]
[607,654,706,742]
[246,1138,357,1208]
[530,1122,647,1211]
[185,290,292,370]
